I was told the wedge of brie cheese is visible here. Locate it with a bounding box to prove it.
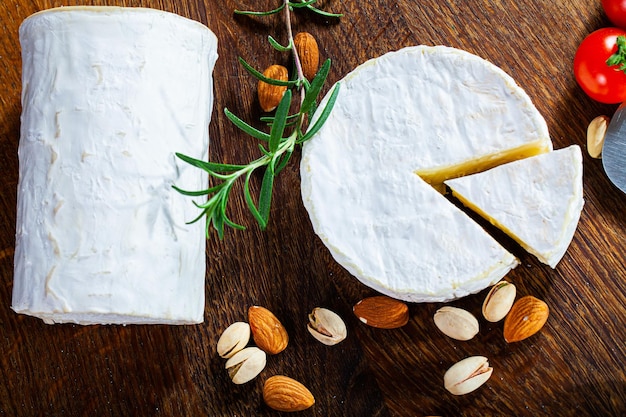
[12,7,218,324]
[445,145,584,268]
[301,45,552,302]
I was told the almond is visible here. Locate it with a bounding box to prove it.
[258,64,288,112]
[294,32,320,81]
[263,375,315,412]
[248,305,289,354]
[353,295,409,329]
[503,295,549,343]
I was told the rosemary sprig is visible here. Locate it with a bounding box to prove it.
[174,0,341,239]
[234,0,343,19]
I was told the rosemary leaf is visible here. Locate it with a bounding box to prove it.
[212,209,225,240]
[224,216,246,230]
[258,167,275,226]
[218,185,246,232]
[238,57,296,87]
[260,113,300,129]
[174,152,215,172]
[187,208,209,225]
[256,143,267,154]
[274,148,293,175]
[244,170,267,229]
[299,83,340,143]
[268,35,292,52]
[224,108,271,142]
[172,184,217,197]
[305,4,343,17]
[269,90,292,153]
[288,0,319,9]
[301,58,331,115]
[193,196,218,210]
[234,4,285,16]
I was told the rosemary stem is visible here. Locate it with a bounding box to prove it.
[283,0,307,133]
[283,0,304,84]
[229,133,296,180]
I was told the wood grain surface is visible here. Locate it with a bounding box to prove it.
[1,0,625,416]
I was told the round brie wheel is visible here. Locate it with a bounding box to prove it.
[301,45,553,303]
[12,7,218,324]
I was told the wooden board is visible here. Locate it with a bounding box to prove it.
[1,0,625,415]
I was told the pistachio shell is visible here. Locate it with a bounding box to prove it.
[225,346,266,384]
[307,307,347,346]
[433,306,479,341]
[444,356,493,395]
[482,281,517,322]
[587,115,609,159]
[217,322,251,358]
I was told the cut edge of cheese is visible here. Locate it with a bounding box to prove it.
[445,145,584,268]
[417,141,552,192]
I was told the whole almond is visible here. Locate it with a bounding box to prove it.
[263,375,315,412]
[294,32,320,81]
[503,295,549,343]
[248,305,289,354]
[353,296,409,329]
[258,64,288,112]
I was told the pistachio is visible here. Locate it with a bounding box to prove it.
[444,356,493,395]
[587,115,610,159]
[225,346,267,384]
[307,307,347,346]
[217,321,251,358]
[433,306,479,341]
[482,280,517,322]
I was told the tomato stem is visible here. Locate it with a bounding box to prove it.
[607,35,626,72]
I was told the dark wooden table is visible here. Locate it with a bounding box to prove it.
[1,0,625,416]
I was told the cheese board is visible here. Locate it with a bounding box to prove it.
[0,0,625,416]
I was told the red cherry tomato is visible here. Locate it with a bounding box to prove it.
[573,27,626,104]
[603,0,626,29]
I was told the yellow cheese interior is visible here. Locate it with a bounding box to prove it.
[415,141,551,193]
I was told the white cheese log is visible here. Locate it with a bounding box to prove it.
[12,7,218,325]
